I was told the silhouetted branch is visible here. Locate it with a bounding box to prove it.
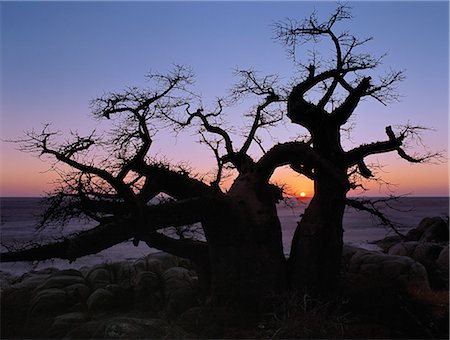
[275,4,403,116]
[141,232,208,262]
[256,141,348,186]
[273,5,351,61]
[346,125,443,166]
[134,162,214,200]
[187,107,235,156]
[365,69,405,105]
[1,195,216,263]
[91,65,194,119]
[240,94,281,155]
[199,134,224,190]
[1,218,134,263]
[346,196,408,237]
[331,76,372,125]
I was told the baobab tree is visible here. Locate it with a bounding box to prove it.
[1,6,437,314]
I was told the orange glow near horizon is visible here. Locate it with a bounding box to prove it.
[1,145,448,197]
[270,166,314,198]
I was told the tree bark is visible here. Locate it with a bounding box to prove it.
[288,168,348,297]
[204,174,287,315]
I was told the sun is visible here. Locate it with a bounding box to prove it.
[299,192,307,198]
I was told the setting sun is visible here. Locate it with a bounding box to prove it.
[299,192,307,198]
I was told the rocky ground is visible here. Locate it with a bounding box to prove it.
[1,217,448,339]
[1,253,199,338]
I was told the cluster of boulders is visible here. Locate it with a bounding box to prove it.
[342,216,449,292]
[1,252,199,339]
[340,216,449,339]
[342,244,431,291]
[378,216,448,289]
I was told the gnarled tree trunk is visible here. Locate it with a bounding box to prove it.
[205,174,287,314]
[289,168,349,296]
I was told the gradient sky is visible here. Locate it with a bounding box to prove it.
[1,1,448,197]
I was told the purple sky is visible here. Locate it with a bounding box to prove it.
[1,1,448,197]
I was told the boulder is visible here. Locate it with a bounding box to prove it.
[52,269,84,277]
[177,306,204,333]
[1,286,33,337]
[86,284,131,312]
[389,242,443,267]
[87,288,115,312]
[47,312,89,338]
[162,267,198,318]
[114,262,138,288]
[64,320,104,339]
[28,288,68,317]
[133,252,191,275]
[85,266,112,290]
[105,283,133,310]
[419,218,449,243]
[93,317,187,339]
[388,241,417,257]
[435,246,449,288]
[411,242,443,267]
[134,271,164,312]
[65,283,91,305]
[344,245,430,290]
[11,269,55,290]
[35,273,85,292]
[406,217,449,243]
[0,271,13,292]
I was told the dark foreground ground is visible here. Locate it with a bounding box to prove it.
[1,216,448,339]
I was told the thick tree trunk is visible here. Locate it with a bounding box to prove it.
[204,174,287,316]
[288,170,348,297]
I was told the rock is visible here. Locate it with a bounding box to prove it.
[344,246,430,290]
[47,312,89,338]
[389,241,443,266]
[162,267,198,318]
[135,271,160,290]
[65,283,91,305]
[412,243,443,267]
[387,239,446,289]
[93,317,187,339]
[345,323,393,339]
[388,241,417,256]
[11,269,55,290]
[1,286,33,337]
[419,217,449,243]
[35,274,86,292]
[406,217,449,243]
[133,252,191,275]
[28,288,68,317]
[86,284,130,313]
[85,266,112,290]
[115,262,138,288]
[165,287,197,319]
[177,307,204,333]
[435,246,449,288]
[405,229,422,242]
[0,271,13,291]
[52,269,84,277]
[87,288,115,312]
[105,284,133,310]
[134,271,164,312]
[342,245,361,265]
[79,266,92,278]
[64,320,104,339]
[372,235,403,252]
